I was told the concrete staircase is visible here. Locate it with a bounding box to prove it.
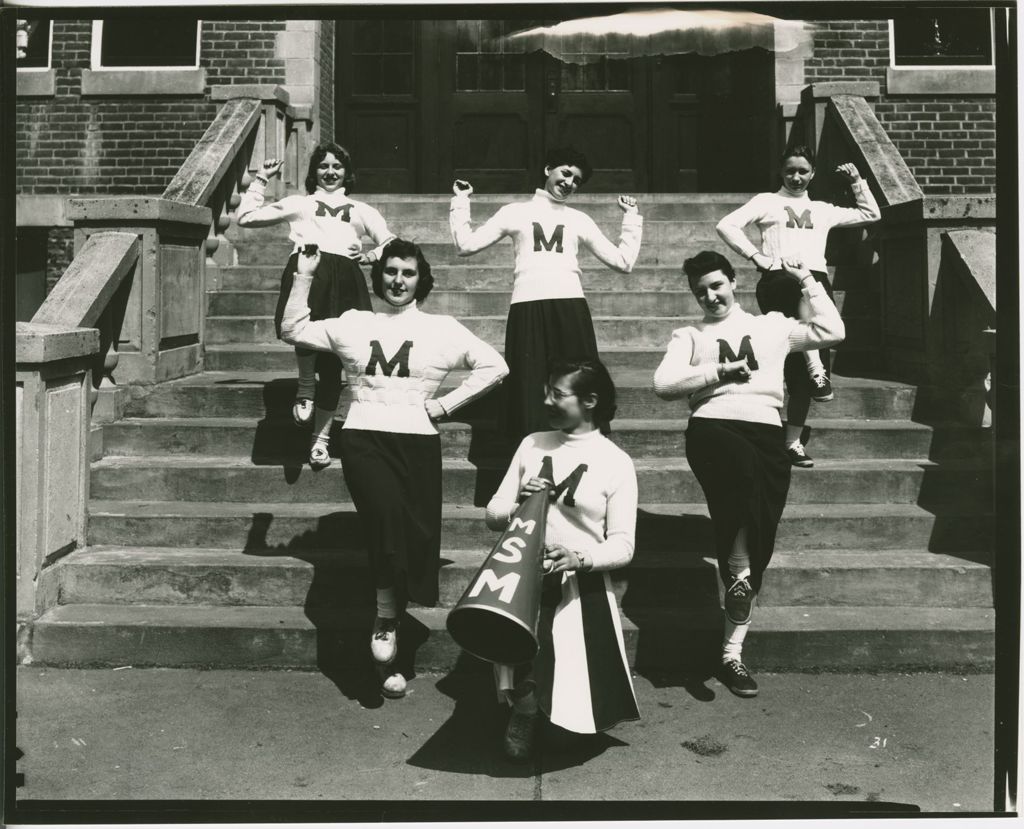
[27,194,995,671]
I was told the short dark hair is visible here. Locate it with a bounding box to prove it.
[682,250,736,291]
[541,146,593,186]
[305,141,356,194]
[548,358,617,436]
[781,144,816,169]
[370,238,435,303]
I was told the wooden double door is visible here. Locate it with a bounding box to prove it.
[336,19,775,193]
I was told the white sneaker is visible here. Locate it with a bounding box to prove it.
[292,398,314,425]
[381,672,407,699]
[371,616,398,664]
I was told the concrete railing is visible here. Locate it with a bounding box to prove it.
[17,86,309,624]
[790,83,995,422]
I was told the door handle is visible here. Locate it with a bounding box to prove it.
[546,74,558,112]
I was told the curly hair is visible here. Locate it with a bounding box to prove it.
[369,238,435,303]
[682,250,736,291]
[541,146,593,186]
[305,141,356,194]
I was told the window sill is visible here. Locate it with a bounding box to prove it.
[886,66,995,95]
[81,67,206,96]
[17,68,55,97]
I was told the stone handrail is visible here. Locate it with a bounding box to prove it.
[17,87,307,622]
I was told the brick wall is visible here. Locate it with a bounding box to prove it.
[318,20,335,141]
[16,19,289,197]
[805,20,996,195]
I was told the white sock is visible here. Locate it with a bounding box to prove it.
[295,349,317,401]
[722,618,750,664]
[804,349,824,378]
[376,587,398,619]
[311,406,335,447]
[784,424,803,447]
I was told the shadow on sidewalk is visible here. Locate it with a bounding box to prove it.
[407,653,628,777]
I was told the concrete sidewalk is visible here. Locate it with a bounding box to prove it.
[14,664,993,811]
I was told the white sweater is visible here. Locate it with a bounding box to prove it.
[653,280,845,426]
[485,430,638,572]
[280,274,508,435]
[715,181,880,273]
[236,180,395,259]
[449,189,643,304]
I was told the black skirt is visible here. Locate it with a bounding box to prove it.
[274,251,372,339]
[685,417,792,592]
[502,298,600,445]
[755,268,833,394]
[339,429,443,607]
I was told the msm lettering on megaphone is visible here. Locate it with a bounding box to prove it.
[446,489,550,665]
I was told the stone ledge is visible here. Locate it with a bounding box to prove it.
[803,81,881,101]
[16,195,68,227]
[67,197,211,226]
[211,84,289,106]
[924,195,996,221]
[81,68,206,97]
[17,68,55,97]
[16,322,99,364]
[887,66,995,96]
[944,229,996,313]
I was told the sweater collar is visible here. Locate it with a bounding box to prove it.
[702,302,744,323]
[776,186,809,200]
[533,188,567,206]
[380,299,419,317]
[556,427,602,444]
[314,187,349,201]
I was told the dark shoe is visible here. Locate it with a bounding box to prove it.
[724,575,756,624]
[371,616,398,665]
[719,659,759,697]
[811,371,834,402]
[787,441,814,468]
[503,710,539,761]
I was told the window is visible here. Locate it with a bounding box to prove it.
[559,34,631,92]
[891,10,993,67]
[887,10,995,95]
[16,18,51,70]
[455,20,534,92]
[91,18,200,69]
[351,19,415,95]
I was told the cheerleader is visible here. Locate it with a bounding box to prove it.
[486,359,639,760]
[715,147,879,467]
[449,147,643,447]
[237,143,396,469]
[653,250,844,697]
[279,238,508,698]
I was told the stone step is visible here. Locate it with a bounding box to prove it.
[88,455,992,507]
[203,313,880,350]
[55,547,993,610]
[128,371,919,421]
[99,417,985,462]
[203,342,882,374]
[207,264,760,293]
[207,289,763,319]
[26,602,994,670]
[87,500,993,554]
[234,239,743,268]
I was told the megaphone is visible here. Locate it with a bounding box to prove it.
[446,489,550,665]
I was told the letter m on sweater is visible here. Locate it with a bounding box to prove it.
[718,335,760,370]
[315,202,353,222]
[539,456,587,507]
[784,206,814,229]
[533,222,565,252]
[366,340,412,377]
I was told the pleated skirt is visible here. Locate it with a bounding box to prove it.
[496,570,640,735]
[684,416,792,592]
[339,429,443,607]
[274,251,372,339]
[502,298,599,446]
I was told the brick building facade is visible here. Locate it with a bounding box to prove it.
[14,10,1000,316]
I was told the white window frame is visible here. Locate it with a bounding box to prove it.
[90,19,202,70]
[17,18,53,72]
[887,12,995,71]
